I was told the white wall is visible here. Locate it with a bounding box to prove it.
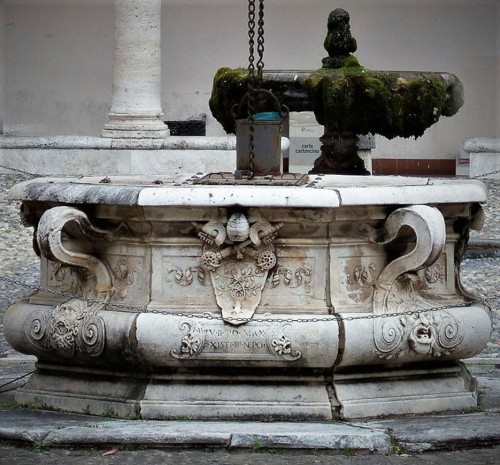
[4,0,113,136]
[497,2,500,139]
[366,0,499,159]
[349,0,500,159]
[0,0,5,134]
[161,2,247,133]
[3,0,500,160]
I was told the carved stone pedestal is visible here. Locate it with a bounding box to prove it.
[4,174,492,419]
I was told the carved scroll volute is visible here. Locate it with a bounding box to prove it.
[36,206,113,301]
[370,205,446,314]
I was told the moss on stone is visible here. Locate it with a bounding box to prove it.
[209,67,305,134]
[321,8,358,69]
[303,69,447,139]
[339,55,366,71]
[210,66,450,140]
[209,67,248,134]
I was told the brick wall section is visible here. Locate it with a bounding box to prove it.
[372,159,456,176]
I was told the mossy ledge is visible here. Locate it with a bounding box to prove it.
[209,64,463,139]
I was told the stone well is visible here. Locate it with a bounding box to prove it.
[4,173,492,419]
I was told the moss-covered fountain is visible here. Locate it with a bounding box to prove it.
[3,7,491,420]
[210,8,463,174]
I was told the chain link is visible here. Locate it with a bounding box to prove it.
[247,0,256,82]
[0,164,39,178]
[1,159,500,322]
[247,0,257,177]
[246,0,266,178]
[2,275,496,325]
[256,0,265,80]
[471,168,500,179]
[1,137,500,322]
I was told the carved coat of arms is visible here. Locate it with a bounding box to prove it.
[193,209,282,325]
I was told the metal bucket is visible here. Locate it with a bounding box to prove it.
[232,89,288,176]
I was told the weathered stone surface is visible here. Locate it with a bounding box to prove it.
[227,422,389,452]
[0,135,237,176]
[464,138,500,153]
[3,174,492,420]
[466,138,500,179]
[356,412,500,453]
[7,174,488,206]
[0,410,390,452]
[0,135,236,150]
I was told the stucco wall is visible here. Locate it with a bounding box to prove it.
[3,0,500,161]
[348,0,500,159]
[0,1,5,134]
[497,2,500,140]
[4,0,113,136]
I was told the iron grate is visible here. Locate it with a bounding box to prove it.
[192,172,309,186]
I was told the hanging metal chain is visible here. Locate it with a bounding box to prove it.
[246,0,265,178]
[471,168,500,179]
[1,275,497,325]
[256,0,265,80]
[247,0,256,83]
[0,165,37,177]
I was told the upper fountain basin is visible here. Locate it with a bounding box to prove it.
[209,65,463,139]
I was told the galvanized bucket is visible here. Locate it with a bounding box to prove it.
[232,89,288,176]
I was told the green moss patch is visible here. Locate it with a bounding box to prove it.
[209,68,247,134]
[304,70,447,139]
[210,66,456,140]
[209,67,304,134]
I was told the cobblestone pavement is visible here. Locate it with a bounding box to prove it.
[0,444,499,465]
[0,173,499,357]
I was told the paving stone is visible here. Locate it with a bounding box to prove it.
[0,444,499,465]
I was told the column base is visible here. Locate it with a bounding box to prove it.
[102,115,169,139]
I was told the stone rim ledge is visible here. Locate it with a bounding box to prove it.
[7,175,488,207]
[0,135,236,151]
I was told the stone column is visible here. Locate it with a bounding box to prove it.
[102,0,168,139]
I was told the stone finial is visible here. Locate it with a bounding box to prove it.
[322,8,357,69]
